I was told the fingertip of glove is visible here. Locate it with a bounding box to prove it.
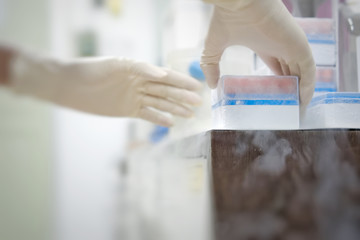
[207,79,218,89]
[201,64,220,89]
[192,94,203,106]
[299,103,309,123]
[204,73,219,89]
[161,117,174,127]
[138,62,168,79]
[299,91,313,121]
[155,113,174,127]
[192,80,204,91]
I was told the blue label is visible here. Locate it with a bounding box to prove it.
[314,82,337,92]
[307,33,336,45]
[225,93,298,100]
[309,93,360,107]
[308,39,336,45]
[212,99,299,109]
[315,88,337,92]
[310,99,360,107]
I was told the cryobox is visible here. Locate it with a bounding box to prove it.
[314,67,337,95]
[296,18,336,66]
[302,92,360,129]
[212,75,299,130]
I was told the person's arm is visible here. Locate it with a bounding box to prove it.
[2,47,203,126]
[202,0,316,113]
[0,47,14,86]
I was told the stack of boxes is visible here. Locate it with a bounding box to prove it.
[298,17,360,128]
[296,18,337,94]
[212,5,360,130]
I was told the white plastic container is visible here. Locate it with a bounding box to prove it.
[302,92,360,129]
[296,18,336,66]
[212,75,299,130]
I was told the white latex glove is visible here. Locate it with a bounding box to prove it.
[202,0,316,111]
[8,51,203,127]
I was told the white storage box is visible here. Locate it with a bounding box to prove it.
[296,18,336,66]
[212,75,299,130]
[302,92,360,129]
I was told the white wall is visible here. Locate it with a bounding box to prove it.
[0,1,53,240]
[50,0,158,240]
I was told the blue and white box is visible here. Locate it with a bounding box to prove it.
[297,18,336,66]
[302,92,360,129]
[212,75,299,130]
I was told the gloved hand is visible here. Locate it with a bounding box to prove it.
[8,50,203,126]
[202,0,316,111]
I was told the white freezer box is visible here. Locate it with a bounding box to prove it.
[302,92,360,129]
[296,18,336,66]
[212,75,299,130]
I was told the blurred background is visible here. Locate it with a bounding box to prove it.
[0,0,341,240]
[0,0,211,240]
